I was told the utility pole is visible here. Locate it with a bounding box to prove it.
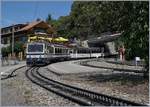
[0,27,1,65]
[12,25,15,63]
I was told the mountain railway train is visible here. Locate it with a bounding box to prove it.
[26,41,103,66]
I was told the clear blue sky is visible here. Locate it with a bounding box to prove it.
[1,1,73,27]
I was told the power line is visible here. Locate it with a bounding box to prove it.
[33,1,39,21]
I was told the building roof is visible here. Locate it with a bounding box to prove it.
[19,21,42,31]
[1,24,27,30]
[19,20,55,33]
[1,20,55,36]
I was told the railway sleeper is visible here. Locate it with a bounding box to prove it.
[28,67,147,106]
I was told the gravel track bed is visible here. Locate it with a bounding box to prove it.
[1,66,79,106]
[41,66,149,105]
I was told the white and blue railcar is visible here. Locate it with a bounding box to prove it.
[26,42,70,65]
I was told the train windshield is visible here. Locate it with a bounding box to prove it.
[28,44,43,52]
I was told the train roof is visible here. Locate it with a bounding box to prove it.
[73,47,100,50]
[27,42,69,48]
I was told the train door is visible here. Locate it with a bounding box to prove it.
[69,49,74,58]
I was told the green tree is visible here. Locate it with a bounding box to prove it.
[46,14,53,25]
[117,2,149,72]
[14,42,24,54]
[46,1,149,72]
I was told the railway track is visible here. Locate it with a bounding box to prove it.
[25,66,146,106]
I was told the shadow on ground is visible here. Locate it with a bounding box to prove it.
[76,72,148,86]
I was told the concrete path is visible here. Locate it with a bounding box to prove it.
[0,61,26,76]
[47,60,111,75]
[47,58,144,75]
[86,60,144,72]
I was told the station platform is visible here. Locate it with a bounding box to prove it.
[47,59,109,75]
[86,60,144,72]
[47,59,145,75]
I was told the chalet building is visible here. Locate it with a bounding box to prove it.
[1,20,55,45]
[1,20,55,59]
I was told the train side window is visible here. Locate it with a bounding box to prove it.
[59,48,62,54]
[56,48,58,54]
[81,49,83,53]
[70,50,72,54]
[79,50,81,53]
[92,49,94,53]
[59,48,60,54]
[82,49,84,53]
[60,48,62,54]
[89,49,91,53]
[58,48,59,53]
[93,49,95,53]
[83,49,85,53]
[55,48,58,54]
[49,47,51,53]
[57,48,59,54]
[64,49,66,54]
[63,49,65,54]
[50,47,53,53]
[59,48,61,54]
[58,48,60,53]
[86,49,88,53]
[61,48,64,54]
[95,49,97,53]
[65,49,67,54]
[63,48,65,54]
[79,49,81,53]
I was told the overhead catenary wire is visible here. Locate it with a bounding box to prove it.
[33,1,39,21]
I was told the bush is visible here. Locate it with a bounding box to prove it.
[1,42,24,58]
[14,42,24,54]
[1,47,9,57]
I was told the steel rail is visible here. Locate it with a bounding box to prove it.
[1,65,26,80]
[26,67,92,106]
[25,67,146,106]
[37,69,146,106]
